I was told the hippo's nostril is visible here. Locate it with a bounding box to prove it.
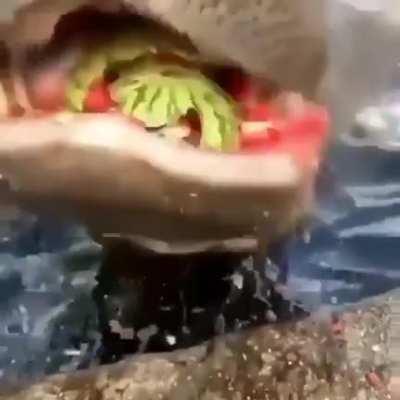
[350,124,369,140]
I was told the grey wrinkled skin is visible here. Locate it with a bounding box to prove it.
[4,0,327,99]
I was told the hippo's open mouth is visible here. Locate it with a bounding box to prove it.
[0,2,330,254]
[1,5,329,173]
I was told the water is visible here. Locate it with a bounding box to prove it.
[288,140,400,307]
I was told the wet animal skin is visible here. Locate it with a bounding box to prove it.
[5,0,327,100]
[0,0,325,253]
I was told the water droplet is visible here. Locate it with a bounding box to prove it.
[165,334,176,346]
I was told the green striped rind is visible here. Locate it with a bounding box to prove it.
[112,59,240,151]
[65,35,240,152]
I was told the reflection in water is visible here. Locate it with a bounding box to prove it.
[92,241,305,363]
[0,221,306,384]
[289,141,400,306]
